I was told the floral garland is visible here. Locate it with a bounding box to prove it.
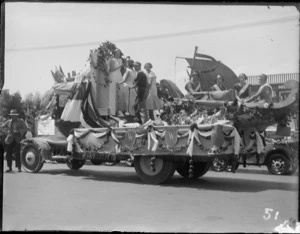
[159,95,298,129]
[159,97,225,126]
[89,41,127,87]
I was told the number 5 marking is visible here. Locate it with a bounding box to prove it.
[263,208,273,220]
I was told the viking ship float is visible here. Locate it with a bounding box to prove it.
[20,42,299,184]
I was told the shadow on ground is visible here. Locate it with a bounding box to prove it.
[39,164,298,193]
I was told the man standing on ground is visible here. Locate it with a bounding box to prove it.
[1,109,28,172]
[131,61,149,124]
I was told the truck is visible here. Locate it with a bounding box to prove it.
[19,42,299,184]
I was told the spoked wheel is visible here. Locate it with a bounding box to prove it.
[20,144,44,173]
[266,154,291,175]
[66,159,86,170]
[210,157,228,172]
[134,156,176,184]
[177,161,211,179]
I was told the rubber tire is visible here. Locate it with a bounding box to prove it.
[90,159,103,165]
[66,159,86,170]
[134,156,176,184]
[266,153,291,175]
[225,162,240,172]
[20,144,44,173]
[177,161,210,179]
[210,157,228,172]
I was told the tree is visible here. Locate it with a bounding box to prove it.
[0,90,24,119]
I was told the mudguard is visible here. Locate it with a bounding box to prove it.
[21,138,52,161]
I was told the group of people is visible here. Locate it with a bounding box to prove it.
[185,70,273,104]
[110,48,273,124]
[107,49,162,123]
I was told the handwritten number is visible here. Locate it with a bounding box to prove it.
[263,208,279,220]
[274,211,279,220]
[263,208,273,220]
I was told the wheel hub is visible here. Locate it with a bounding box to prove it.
[26,152,36,166]
[140,157,164,176]
[274,161,282,168]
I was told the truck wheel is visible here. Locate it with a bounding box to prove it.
[66,159,86,170]
[177,161,210,179]
[134,156,175,184]
[21,144,44,173]
[90,159,102,165]
[210,157,228,172]
[266,153,291,175]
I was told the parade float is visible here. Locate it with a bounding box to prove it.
[20,42,299,184]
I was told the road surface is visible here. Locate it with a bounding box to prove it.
[2,162,298,232]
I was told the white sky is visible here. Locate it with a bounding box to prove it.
[4,2,300,97]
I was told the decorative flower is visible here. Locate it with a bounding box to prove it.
[263,103,269,109]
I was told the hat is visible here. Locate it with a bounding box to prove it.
[133,61,141,66]
[9,109,19,116]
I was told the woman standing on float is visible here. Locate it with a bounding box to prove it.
[119,59,137,116]
[144,63,162,120]
[108,49,124,116]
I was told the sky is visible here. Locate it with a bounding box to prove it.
[4,2,300,97]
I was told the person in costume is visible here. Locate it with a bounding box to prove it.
[144,62,162,120]
[234,73,252,101]
[185,71,203,99]
[119,59,137,116]
[211,74,227,91]
[245,74,273,104]
[108,48,124,115]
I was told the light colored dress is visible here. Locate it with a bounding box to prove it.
[108,58,123,115]
[145,70,162,110]
[120,68,137,115]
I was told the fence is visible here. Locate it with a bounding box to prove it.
[248,73,299,85]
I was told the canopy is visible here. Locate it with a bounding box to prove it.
[185,56,238,91]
